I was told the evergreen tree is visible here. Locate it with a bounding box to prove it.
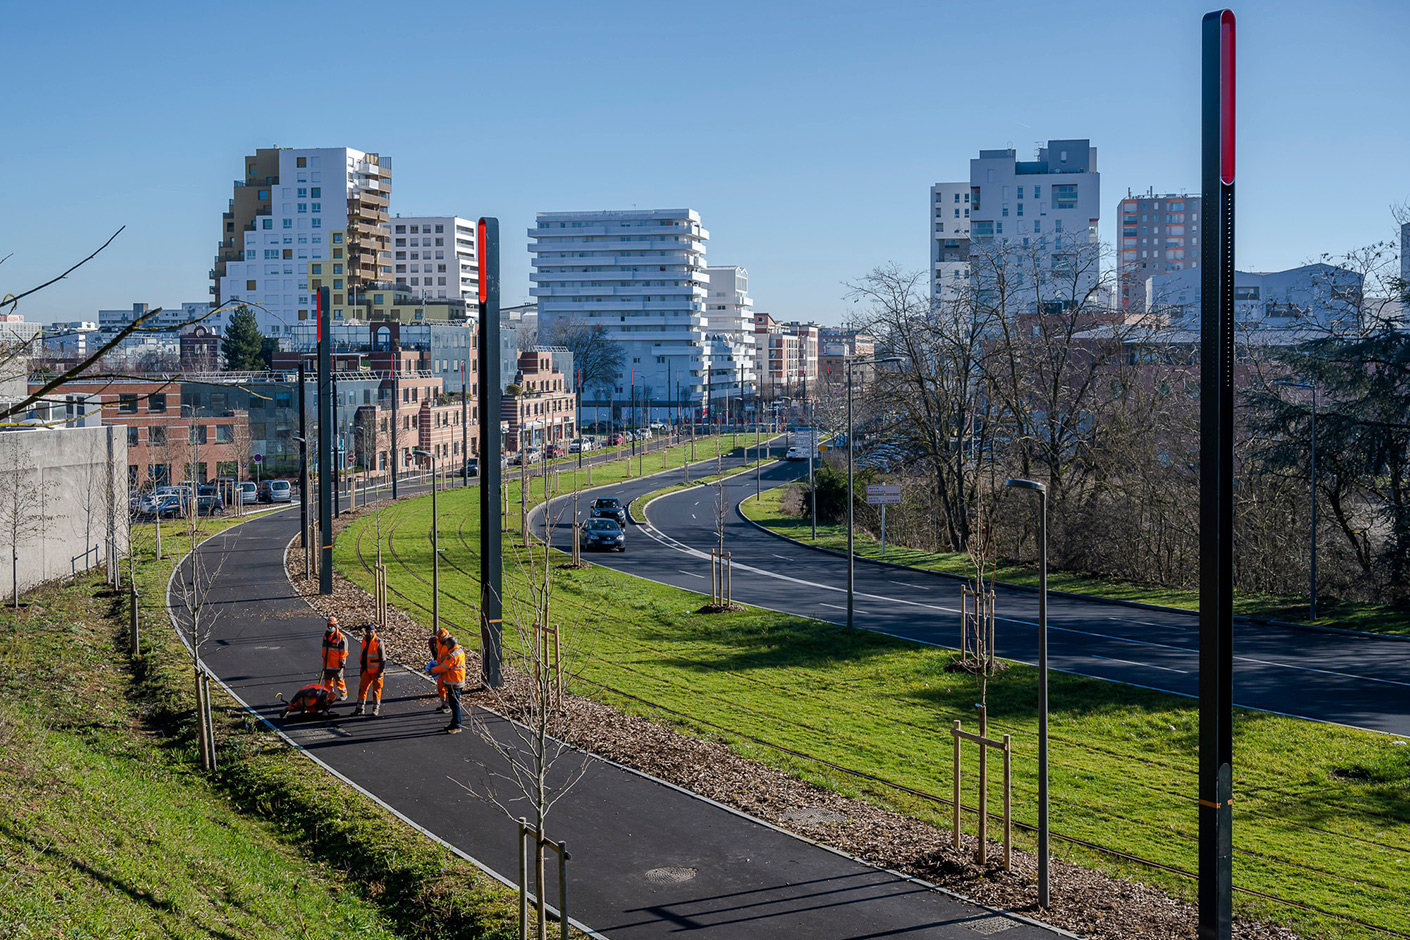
[221,306,265,371]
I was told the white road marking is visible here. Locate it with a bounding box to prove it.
[679,570,706,579]
[1089,653,1190,674]
[890,579,929,590]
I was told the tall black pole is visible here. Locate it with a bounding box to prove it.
[477,218,504,688]
[462,358,470,488]
[845,362,854,631]
[1199,11,1236,940]
[1309,387,1317,621]
[391,357,400,499]
[298,362,308,548]
[317,287,333,595]
[331,366,340,517]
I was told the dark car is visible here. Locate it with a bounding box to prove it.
[579,518,625,552]
[459,457,479,478]
[196,487,225,517]
[544,443,565,459]
[590,497,626,525]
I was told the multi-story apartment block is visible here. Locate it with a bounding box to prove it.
[388,216,478,304]
[1116,191,1202,319]
[503,348,577,451]
[933,139,1101,313]
[212,147,392,335]
[753,313,819,400]
[703,266,758,394]
[930,182,972,303]
[530,209,715,418]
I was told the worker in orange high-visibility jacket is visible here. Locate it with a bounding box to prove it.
[427,625,451,713]
[427,634,466,734]
[352,622,385,717]
[321,616,349,702]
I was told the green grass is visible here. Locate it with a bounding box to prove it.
[340,487,1410,940]
[742,485,1410,637]
[0,520,522,940]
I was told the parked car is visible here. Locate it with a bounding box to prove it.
[196,487,225,517]
[607,433,625,446]
[568,437,596,453]
[579,518,626,552]
[459,457,479,478]
[234,482,258,506]
[590,497,626,526]
[259,479,292,503]
[544,443,565,459]
[140,492,188,519]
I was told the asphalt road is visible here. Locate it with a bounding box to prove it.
[533,448,1410,737]
[177,441,1065,939]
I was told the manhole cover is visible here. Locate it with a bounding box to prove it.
[645,867,697,885]
[966,915,1016,935]
[779,807,848,826]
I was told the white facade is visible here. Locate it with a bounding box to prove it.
[1148,262,1364,332]
[217,147,390,335]
[930,182,971,303]
[98,302,218,333]
[388,216,478,303]
[704,266,757,395]
[935,139,1102,313]
[530,209,715,415]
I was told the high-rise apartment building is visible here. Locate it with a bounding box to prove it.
[930,182,971,302]
[703,266,757,393]
[387,216,478,304]
[1116,191,1202,318]
[530,209,715,416]
[212,147,392,335]
[931,139,1101,313]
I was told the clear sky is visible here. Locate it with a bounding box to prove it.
[3,0,1406,326]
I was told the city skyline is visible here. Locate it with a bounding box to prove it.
[4,0,1407,326]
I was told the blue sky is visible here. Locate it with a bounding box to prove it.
[4,0,1406,326]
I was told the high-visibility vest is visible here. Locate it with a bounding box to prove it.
[434,644,466,685]
[322,628,347,670]
[361,635,384,674]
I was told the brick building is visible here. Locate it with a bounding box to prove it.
[502,348,576,452]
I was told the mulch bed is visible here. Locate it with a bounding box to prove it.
[281,499,1302,940]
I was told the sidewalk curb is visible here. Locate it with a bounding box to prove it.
[735,493,1410,644]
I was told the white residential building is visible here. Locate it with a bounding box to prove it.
[530,209,716,417]
[97,302,218,333]
[1147,262,1365,333]
[704,266,757,395]
[929,182,972,303]
[387,216,478,305]
[213,146,392,336]
[933,139,1102,313]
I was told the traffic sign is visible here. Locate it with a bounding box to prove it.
[866,484,901,505]
[252,454,263,463]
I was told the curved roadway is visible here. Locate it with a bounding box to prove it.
[532,450,1410,736]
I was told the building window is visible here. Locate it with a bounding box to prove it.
[1053,184,1078,209]
[297,156,307,167]
[311,187,321,198]
[149,426,167,445]
[127,426,139,446]
[262,219,272,230]
[148,393,167,413]
[332,233,343,244]
[311,218,321,228]
[297,203,307,213]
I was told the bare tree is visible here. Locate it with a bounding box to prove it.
[467,493,590,940]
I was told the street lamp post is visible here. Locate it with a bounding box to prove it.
[809,398,817,540]
[415,448,439,635]
[1277,380,1318,620]
[845,356,901,630]
[1005,477,1049,909]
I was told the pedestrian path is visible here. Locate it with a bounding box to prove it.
[180,501,1066,939]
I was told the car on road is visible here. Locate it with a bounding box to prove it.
[459,457,479,478]
[785,446,810,460]
[196,487,225,516]
[568,438,596,453]
[544,443,565,459]
[234,482,258,506]
[579,518,626,552]
[590,497,627,526]
[511,448,541,466]
[606,433,625,446]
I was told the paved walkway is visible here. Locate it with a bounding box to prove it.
[178,484,1064,939]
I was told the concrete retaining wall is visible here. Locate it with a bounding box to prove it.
[0,425,128,601]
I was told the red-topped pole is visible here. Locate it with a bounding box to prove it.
[1199,10,1235,940]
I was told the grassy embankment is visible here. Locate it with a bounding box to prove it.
[0,520,521,939]
[338,476,1410,940]
[742,483,1410,637]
